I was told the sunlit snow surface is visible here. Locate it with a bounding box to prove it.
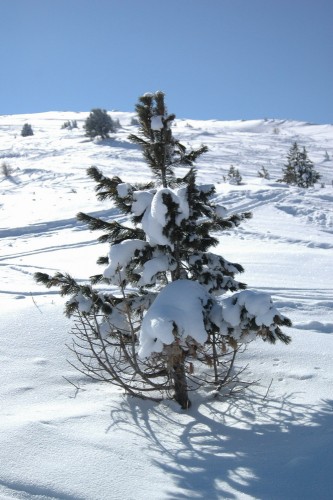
[0,112,333,499]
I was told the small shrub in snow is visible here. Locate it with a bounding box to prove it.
[35,91,291,410]
[21,123,33,137]
[84,108,116,139]
[1,161,12,177]
[225,166,242,185]
[279,142,321,188]
[324,151,330,161]
[258,166,270,179]
[61,120,78,130]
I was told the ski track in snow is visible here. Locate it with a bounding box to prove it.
[0,112,333,500]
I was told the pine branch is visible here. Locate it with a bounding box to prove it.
[77,212,145,243]
[96,256,109,265]
[86,166,135,213]
[213,211,252,230]
[34,271,53,287]
[264,324,292,345]
[90,274,107,285]
[87,167,123,200]
[77,211,115,231]
[34,271,80,296]
[180,145,209,166]
[127,134,149,146]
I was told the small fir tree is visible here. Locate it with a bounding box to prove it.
[258,166,270,179]
[297,147,321,188]
[279,142,320,188]
[225,165,242,185]
[84,108,116,139]
[35,91,291,409]
[21,123,34,137]
[279,142,299,185]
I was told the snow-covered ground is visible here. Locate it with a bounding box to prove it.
[0,111,332,499]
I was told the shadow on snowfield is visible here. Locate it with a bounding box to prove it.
[108,393,333,500]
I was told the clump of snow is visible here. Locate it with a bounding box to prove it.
[221,290,285,340]
[117,182,132,198]
[139,280,214,358]
[68,291,93,313]
[103,239,147,283]
[151,115,164,131]
[175,187,190,221]
[215,205,227,218]
[141,187,189,248]
[132,190,155,216]
[140,283,287,357]
[138,254,175,286]
[142,209,171,247]
[198,184,214,193]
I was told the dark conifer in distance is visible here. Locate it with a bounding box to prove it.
[21,123,34,137]
[84,108,116,139]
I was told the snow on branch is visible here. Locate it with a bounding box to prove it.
[221,290,292,344]
[139,280,216,358]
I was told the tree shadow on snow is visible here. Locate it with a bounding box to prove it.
[108,392,333,500]
[94,137,140,151]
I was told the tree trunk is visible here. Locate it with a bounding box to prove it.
[171,346,191,409]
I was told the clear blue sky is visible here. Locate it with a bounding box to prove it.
[1,0,332,124]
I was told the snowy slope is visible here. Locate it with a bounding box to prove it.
[0,112,333,500]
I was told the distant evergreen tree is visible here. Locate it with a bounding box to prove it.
[84,108,116,139]
[279,142,320,188]
[21,123,34,137]
[35,91,291,410]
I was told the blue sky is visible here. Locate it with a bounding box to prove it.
[1,0,332,124]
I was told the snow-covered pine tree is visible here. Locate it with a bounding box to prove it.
[279,142,299,185]
[35,91,291,409]
[279,142,320,187]
[226,165,242,185]
[297,146,321,188]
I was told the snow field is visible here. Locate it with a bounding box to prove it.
[0,112,332,499]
